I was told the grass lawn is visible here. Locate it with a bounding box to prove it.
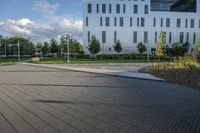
[34,57,152,64]
[149,59,200,90]
[0,59,19,65]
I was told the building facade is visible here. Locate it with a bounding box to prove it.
[83,0,200,54]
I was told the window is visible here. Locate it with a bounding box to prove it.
[106,17,110,27]
[96,4,99,13]
[102,4,106,13]
[141,18,145,27]
[102,31,106,43]
[88,31,90,43]
[137,17,139,27]
[155,32,157,43]
[169,32,172,44]
[144,5,148,14]
[123,4,126,13]
[191,19,194,28]
[116,4,120,13]
[120,17,124,26]
[100,17,103,26]
[161,18,163,27]
[180,32,184,43]
[134,5,138,14]
[153,18,156,27]
[133,31,137,43]
[86,17,88,26]
[193,32,196,44]
[130,17,133,27]
[185,19,188,28]
[177,19,181,28]
[88,4,92,13]
[166,18,170,27]
[114,31,117,43]
[114,17,117,26]
[144,31,148,43]
[109,4,112,13]
[186,32,189,42]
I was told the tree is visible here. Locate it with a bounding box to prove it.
[50,38,58,54]
[137,42,147,54]
[113,40,122,53]
[88,36,101,55]
[197,38,200,54]
[156,32,166,58]
[170,42,190,57]
[42,41,50,55]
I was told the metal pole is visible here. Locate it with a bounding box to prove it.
[18,41,20,61]
[4,43,6,57]
[67,39,70,63]
[147,40,150,62]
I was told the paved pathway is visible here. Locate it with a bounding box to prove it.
[0,65,200,133]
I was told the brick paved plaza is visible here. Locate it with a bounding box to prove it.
[0,65,200,133]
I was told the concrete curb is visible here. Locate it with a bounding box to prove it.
[21,63,165,82]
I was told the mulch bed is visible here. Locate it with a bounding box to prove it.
[149,68,200,90]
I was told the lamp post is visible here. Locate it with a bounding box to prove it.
[17,41,20,61]
[147,40,150,62]
[66,37,70,63]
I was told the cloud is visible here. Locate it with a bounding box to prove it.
[0,18,83,42]
[32,0,60,15]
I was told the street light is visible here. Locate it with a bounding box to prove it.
[147,40,150,62]
[66,35,71,63]
[17,41,20,61]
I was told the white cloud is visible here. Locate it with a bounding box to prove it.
[0,18,83,42]
[32,0,60,15]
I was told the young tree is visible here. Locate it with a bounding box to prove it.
[50,38,58,54]
[137,42,147,54]
[42,41,50,55]
[197,38,200,54]
[113,40,122,53]
[88,36,101,55]
[156,32,166,58]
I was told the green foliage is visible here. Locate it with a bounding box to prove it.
[50,38,58,53]
[113,40,122,53]
[156,32,166,58]
[197,38,200,54]
[167,42,190,57]
[88,36,101,55]
[42,42,50,55]
[137,42,147,54]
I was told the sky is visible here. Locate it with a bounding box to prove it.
[0,0,83,42]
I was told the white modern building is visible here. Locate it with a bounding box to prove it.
[83,0,200,54]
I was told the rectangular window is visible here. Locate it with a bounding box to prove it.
[123,4,126,13]
[130,17,133,27]
[102,31,106,43]
[191,19,194,28]
[114,17,117,26]
[180,32,184,44]
[193,32,196,44]
[153,18,156,27]
[169,32,172,44]
[116,4,120,13]
[177,19,181,28]
[109,4,112,13]
[86,17,88,26]
[120,17,124,27]
[100,17,103,26]
[155,32,157,43]
[106,17,110,27]
[185,19,188,28]
[133,31,137,43]
[96,4,99,13]
[88,4,92,13]
[114,31,117,43]
[144,5,148,14]
[102,4,106,13]
[166,18,170,27]
[88,31,90,43]
[144,31,148,43]
[134,5,138,14]
[186,32,189,42]
[137,17,139,27]
[141,18,145,27]
[161,18,163,27]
